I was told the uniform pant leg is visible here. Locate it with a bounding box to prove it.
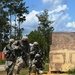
[14,56,23,74]
[4,61,15,75]
[8,63,15,75]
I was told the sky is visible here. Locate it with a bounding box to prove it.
[21,0,75,35]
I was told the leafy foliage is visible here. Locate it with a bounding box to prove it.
[0,0,29,51]
[28,10,54,59]
[0,59,5,65]
[36,9,54,58]
[67,68,75,74]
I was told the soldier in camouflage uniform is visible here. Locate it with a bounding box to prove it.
[11,40,23,75]
[29,42,44,74]
[32,53,44,75]
[29,42,43,62]
[29,42,41,61]
[21,36,30,67]
[12,36,30,75]
[3,39,16,75]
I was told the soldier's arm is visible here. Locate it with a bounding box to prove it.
[32,59,37,64]
[3,47,9,55]
[12,43,20,50]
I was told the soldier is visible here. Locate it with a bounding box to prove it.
[30,42,42,61]
[21,36,30,67]
[3,39,16,75]
[12,36,30,75]
[31,53,44,75]
[11,40,23,75]
[29,42,44,74]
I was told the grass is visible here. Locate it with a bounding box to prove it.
[20,70,28,75]
[43,64,49,72]
[0,59,5,65]
[67,68,75,75]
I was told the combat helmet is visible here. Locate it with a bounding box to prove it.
[9,39,14,43]
[22,36,28,41]
[33,42,38,46]
[35,53,40,57]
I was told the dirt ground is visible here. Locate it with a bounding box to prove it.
[29,73,69,75]
[0,71,6,75]
[0,70,68,75]
[0,73,69,75]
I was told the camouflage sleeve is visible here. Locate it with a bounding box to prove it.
[3,47,8,55]
[11,43,19,50]
[32,59,37,64]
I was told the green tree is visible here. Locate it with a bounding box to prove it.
[28,30,46,54]
[36,9,54,57]
[0,2,10,51]
[2,0,29,39]
[0,0,29,51]
[15,1,29,39]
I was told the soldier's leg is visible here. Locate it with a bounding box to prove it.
[32,64,37,74]
[7,62,15,75]
[4,61,9,75]
[4,61,14,75]
[23,55,29,67]
[29,59,34,74]
[37,69,43,75]
[6,68,9,75]
[14,56,23,75]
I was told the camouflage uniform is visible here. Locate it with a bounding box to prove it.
[29,42,44,74]
[12,36,30,75]
[29,42,41,61]
[3,39,16,75]
[12,40,23,75]
[21,36,30,67]
[31,53,44,75]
